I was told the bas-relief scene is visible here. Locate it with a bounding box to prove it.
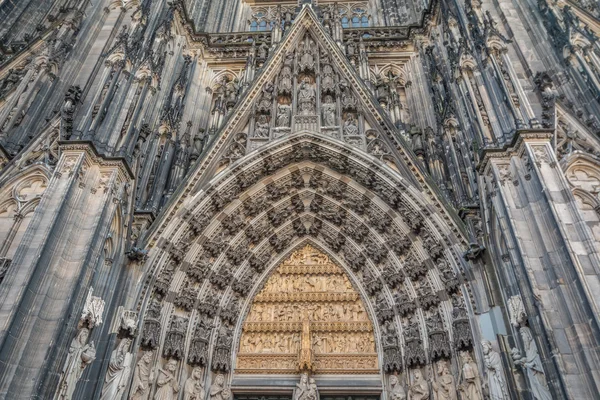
[0,0,598,399]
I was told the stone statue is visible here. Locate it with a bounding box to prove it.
[408,369,429,400]
[183,367,205,400]
[389,375,407,400]
[322,96,336,126]
[294,373,318,400]
[130,351,155,400]
[276,104,290,127]
[512,327,551,400]
[154,359,179,400]
[343,114,359,135]
[458,352,483,400]
[432,361,456,400]
[298,78,316,115]
[299,35,316,71]
[100,338,132,400]
[481,340,509,400]
[57,327,97,399]
[254,114,270,138]
[209,374,231,400]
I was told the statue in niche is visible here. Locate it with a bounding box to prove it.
[511,327,551,400]
[154,359,180,400]
[254,114,270,138]
[57,327,97,399]
[298,35,316,71]
[100,338,132,400]
[408,369,429,400]
[129,351,155,400]
[298,77,316,115]
[432,360,456,400]
[321,54,335,92]
[343,114,359,135]
[481,340,509,400]
[322,96,336,126]
[183,367,205,400]
[276,104,291,127]
[209,374,231,400]
[258,82,274,111]
[279,52,294,93]
[458,352,483,400]
[224,78,240,109]
[389,375,407,400]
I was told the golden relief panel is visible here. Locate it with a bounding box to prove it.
[236,245,379,375]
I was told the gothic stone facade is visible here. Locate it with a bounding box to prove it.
[0,0,598,399]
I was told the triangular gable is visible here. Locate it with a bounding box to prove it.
[154,5,466,238]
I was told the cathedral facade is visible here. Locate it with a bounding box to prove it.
[0,0,599,399]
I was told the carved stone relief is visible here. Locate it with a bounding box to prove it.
[236,245,378,374]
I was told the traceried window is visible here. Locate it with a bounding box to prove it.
[337,3,370,28]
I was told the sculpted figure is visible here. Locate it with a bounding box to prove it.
[343,114,359,135]
[322,96,336,126]
[57,328,97,399]
[389,375,407,400]
[458,352,483,400]
[294,373,311,400]
[481,340,509,400]
[209,374,231,400]
[408,369,429,400]
[183,367,205,400]
[154,359,179,400]
[276,104,290,127]
[130,351,154,400]
[298,78,316,115]
[512,327,551,400]
[254,114,270,138]
[432,361,456,400]
[101,338,132,400]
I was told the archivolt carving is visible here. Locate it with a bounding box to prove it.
[132,130,475,388]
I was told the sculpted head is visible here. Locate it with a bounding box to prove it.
[481,340,492,355]
[414,370,423,381]
[166,359,177,372]
[193,367,203,379]
[142,351,153,363]
[78,328,90,344]
[390,375,398,386]
[215,374,225,385]
[300,373,308,384]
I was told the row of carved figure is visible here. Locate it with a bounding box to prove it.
[101,346,231,400]
[239,331,375,354]
[248,301,368,322]
[387,336,551,400]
